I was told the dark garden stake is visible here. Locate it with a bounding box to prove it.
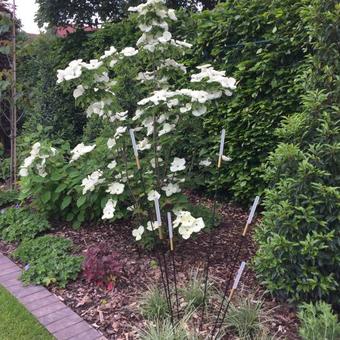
[199,129,226,329]
[214,261,247,339]
[167,211,180,319]
[211,196,260,337]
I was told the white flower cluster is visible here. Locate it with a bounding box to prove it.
[81,170,104,195]
[128,0,192,53]
[57,59,103,84]
[173,211,205,239]
[70,143,95,163]
[102,199,117,220]
[19,142,56,178]
[191,64,237,94]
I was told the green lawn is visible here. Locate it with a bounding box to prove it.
[0,285,54,340]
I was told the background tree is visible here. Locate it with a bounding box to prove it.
[35,0,220,28]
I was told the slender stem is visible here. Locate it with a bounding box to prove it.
[210,236,245,338]
[171,250,180,319]
[138,169,174,324]
[199,175,219,330]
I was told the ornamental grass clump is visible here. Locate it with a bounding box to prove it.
[19,0,236,241]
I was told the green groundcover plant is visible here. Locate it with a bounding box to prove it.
[19,0,236,243]
[13,236,83,287]
[0,207,51,242]
[254,0,340,305]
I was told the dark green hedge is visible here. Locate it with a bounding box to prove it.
[254,0,340,306]
[183,0,310,203]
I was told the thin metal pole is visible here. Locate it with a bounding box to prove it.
[200,129,226,330]
[211,197,260,337]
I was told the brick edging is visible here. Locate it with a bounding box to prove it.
[0,252,107,340]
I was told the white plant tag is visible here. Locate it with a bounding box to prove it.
[129,129,138,157]
[167,212,173,239]
[246,196,260,225]
[154,197,162,226]
[219,129,226,159]
[232,261,246,290]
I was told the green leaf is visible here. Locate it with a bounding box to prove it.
[76,196,86,208]
[61,196,72,210]
[41,191,51,204]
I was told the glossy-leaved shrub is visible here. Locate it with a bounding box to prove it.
[254,0,340,305]
[0,207,50,242]
[13,236,83,287]
[83,244,123,290]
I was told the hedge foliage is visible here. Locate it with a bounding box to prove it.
[254,0,340,306]
[182,0,311,202]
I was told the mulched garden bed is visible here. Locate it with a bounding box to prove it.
[0,192,300,339]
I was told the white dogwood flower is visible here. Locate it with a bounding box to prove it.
[107,160,117,169]
[199,159,212,167]
[114,126,127,138]
[137,138,152,151]
[162,183,181,197]
[121,47,138,57]
[147,190,160,201]
[106,182,125,195]
[73,85,85,99]
[70,143,96,162]
[170,157,186,172]
[147,221,161,231]
[132,225,145,241]
[102,199,117,220]
[82,170,104,195]
[107,138,116,149]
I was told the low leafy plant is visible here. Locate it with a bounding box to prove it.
[0,189,19,208]
[13,236,83,287]
[0,207,51,242]
[224,294,274,340]
[0,157,10,182]
[83,244,123,290]
[180,268,214,310]
[139,285,170,320]
[298,302,340,340]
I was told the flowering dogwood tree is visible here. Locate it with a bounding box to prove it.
[20,0,236,242]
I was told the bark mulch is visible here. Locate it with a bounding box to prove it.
[0,193,300,339]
